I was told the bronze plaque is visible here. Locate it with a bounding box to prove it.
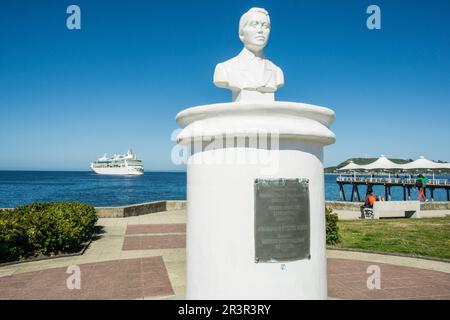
[254,178,310,263]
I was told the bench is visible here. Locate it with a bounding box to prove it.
[372,201,421,219]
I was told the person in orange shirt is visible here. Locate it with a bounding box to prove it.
[360,189,376,219]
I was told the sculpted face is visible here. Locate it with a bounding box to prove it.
[239,11,270,52]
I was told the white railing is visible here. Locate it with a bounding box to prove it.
[337,177,449,185]
[403,178,448,185]
[427,179,448,185]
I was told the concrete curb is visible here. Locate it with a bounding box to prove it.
[327,247,450,264]
[326,200,450,212]
[0,239,93,267]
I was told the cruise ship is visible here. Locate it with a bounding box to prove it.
[90,149,144,175]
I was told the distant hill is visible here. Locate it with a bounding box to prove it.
[325,157,412,173]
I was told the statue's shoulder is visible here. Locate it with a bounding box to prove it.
[214,56,240,86]
[216,55,241,70]
[214,55,241,86]
[265,59,281,71]
[267,60,284,80]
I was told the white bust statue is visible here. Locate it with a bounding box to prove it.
[213,7,284,102]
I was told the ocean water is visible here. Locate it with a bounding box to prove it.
[0,171,448,208]
[0,171,186,208]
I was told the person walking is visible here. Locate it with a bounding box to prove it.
[416,174,428,202]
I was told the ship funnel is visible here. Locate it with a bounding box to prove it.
[128,149,134,156]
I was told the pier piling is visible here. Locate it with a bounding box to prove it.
[336,176,449,202]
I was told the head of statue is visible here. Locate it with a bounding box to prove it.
[239,7,271,53]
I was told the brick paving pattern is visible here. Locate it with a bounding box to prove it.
[1,257,448,300]
[0,257,174,300]
[122,235,186,251]
[1,218,449,300]
[123,223,186,251]
[328,258,450,300]
[126,223,186,235]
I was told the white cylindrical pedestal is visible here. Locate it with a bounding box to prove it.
[176,101,335,299]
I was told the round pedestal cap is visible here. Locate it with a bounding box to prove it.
[176,101,336,145]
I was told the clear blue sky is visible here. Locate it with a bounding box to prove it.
[1,0,449,171]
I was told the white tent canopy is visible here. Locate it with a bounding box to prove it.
[335,155,449,172]
[337,160,365,171]
[400,156,443,170]
[359,155,403,170]
[437,162,450,169]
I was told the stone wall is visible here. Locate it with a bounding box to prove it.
[95,206,125,218]
[325,201,450,212]
[3,200,447,218]
[166,200,187,211]
[95,200,186,218]
[420,201,450,210]
[325,201,362,211]
[97,200,448,217]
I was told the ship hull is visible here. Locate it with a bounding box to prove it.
[90,166,143,176]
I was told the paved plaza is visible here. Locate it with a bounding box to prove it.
[0,209,449,300]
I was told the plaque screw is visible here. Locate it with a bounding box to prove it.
[307,254,311,260]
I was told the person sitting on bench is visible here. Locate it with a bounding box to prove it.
[360,190,376,219]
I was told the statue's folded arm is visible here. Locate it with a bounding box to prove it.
[276,66,285,89]
[213,63,229,88]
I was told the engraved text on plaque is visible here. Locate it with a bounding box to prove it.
[254,178,310,262]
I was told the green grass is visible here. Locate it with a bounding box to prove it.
[331,217,450,260]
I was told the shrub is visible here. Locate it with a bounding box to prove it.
[0,209,28,261]
[0,202,97,263]
[325,207,341,245]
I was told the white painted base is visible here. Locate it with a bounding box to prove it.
[177,101,335,300]
[185,143,327,299]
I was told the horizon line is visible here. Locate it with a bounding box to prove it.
[0,169,187,173]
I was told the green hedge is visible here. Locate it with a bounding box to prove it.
[325,207,341,245]
[0,202,97,263]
